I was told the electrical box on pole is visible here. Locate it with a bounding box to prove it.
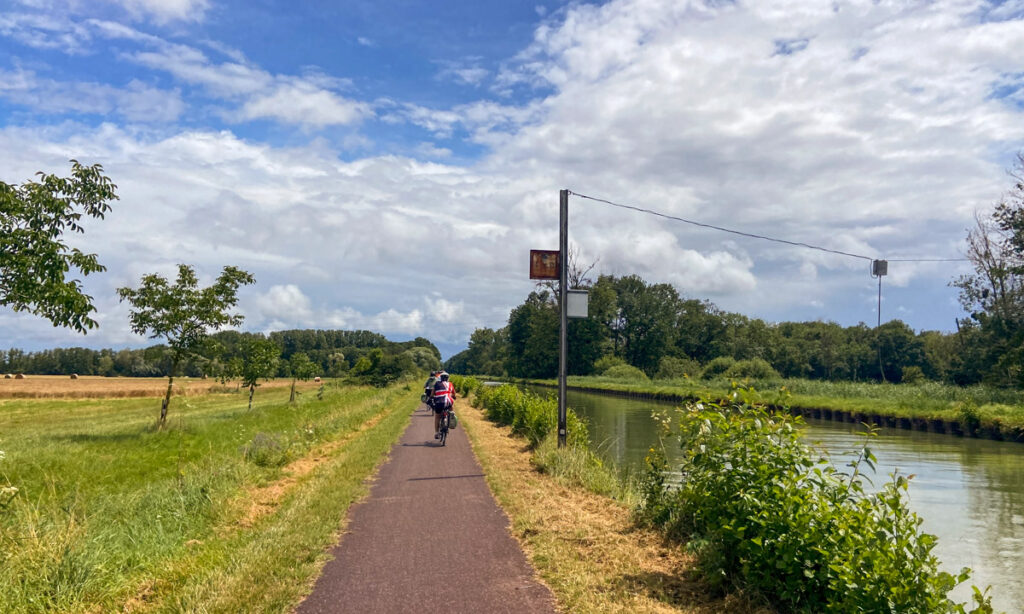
[871,259,887,328]
[567,289,588,318]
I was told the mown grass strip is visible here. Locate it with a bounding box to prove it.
[458,397,768,614]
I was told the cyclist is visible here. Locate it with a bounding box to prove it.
[431,372,456,439]
[423,371,439,408]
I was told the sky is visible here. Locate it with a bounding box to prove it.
[1,0,1023,359]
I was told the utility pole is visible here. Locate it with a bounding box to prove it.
[558,189,568,448]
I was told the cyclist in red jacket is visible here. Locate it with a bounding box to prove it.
[431,372,456,439]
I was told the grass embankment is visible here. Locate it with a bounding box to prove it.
[0,380,418,613]
[454,379,765,614]
[515,376,1024,440]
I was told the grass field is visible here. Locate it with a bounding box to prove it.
[0,379,418,613]
[0,375,312,399]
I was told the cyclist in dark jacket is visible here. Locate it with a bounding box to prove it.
[423,371,439,408]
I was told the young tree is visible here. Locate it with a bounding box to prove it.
[1,160,118,332]
[118,264,255,427]
[286,351,318,404]
[240,336,280,410]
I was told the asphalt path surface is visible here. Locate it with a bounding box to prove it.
[296,402,557,614]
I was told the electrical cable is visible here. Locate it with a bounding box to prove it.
[568,190,969,264]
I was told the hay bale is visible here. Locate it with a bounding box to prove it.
[201,374,208,380]
[314,376,322,383]
[14,373,25,379]
[70,373,79,380]
[3,373,11,379]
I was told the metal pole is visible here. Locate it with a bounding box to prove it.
[877,274,882,328]
[558,189,568,448]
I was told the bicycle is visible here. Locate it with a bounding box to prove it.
[437,405,451,446]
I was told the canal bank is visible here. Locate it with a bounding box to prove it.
[518,383,1024,613]
[519,378,1024,443]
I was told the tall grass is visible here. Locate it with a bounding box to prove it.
[0,381,416,613]
[466,380,634,503]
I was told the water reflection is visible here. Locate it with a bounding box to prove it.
[528,386,1024,613]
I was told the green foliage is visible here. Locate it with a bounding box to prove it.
[474,384,588,448]
[118,265,255,359]
[348,347,418,387]
[241,432,291,467]
[0,160,118,333]
[903,365,927,385]
[117,264,255,425]
[636,390,993,613]
[287,352,318,381]
[593,355,626,373]
[239,336,281,389]
[722,357,780,380]
[449,374,481,397]
[701,356,736,379]
[654,355,701,380]
[402,346,440,372]
[600,364,650,381]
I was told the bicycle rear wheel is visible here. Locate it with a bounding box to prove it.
[440,414,449,446]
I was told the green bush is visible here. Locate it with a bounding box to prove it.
[636,391,993,613]
[655,356,702,380]
[601,364,650,381]
[902,365,926,385]
[700,356,736,379]
[240,432,290,467]
[449,374,481,397]
[594,355,627,374]
[722,357,780,380]
[475,384,588,448]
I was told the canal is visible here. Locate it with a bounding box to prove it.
[525,385,1024,612]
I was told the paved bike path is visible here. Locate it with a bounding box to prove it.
[296,402,556,614]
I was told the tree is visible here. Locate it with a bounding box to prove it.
[240,336,281,409]
[952,154,1024,384]
[1,160,118,332]
[118,264,255,427]
[286,352,319,403]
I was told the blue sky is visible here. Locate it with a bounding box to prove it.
[2,0,1024,358]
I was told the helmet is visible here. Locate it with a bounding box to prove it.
[440,373,449,382]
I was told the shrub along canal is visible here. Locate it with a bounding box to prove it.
[524,384,1024,613]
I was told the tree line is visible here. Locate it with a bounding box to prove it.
[447,157,1024,387]
[0,329,440,381]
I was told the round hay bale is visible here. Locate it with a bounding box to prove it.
[14,373,25,379]
[314,376,322,383]
[3,373,11,379]
[201,374,208,380]
[70,373,79,379]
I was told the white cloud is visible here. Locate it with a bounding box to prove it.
[238,81,371,127]
[1,0,1021,353]
[426,297,465,323]
[257,284,313,323]
[0,68,184,121]
[112,0,209,23]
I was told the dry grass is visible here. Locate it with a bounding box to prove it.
[458,398,770,614]
[0,375,319,399]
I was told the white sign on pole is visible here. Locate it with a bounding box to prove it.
[567,289,588,319]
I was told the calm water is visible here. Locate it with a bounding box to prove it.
[526,385,1024,613]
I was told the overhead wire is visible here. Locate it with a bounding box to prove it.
[567,190,970,264]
